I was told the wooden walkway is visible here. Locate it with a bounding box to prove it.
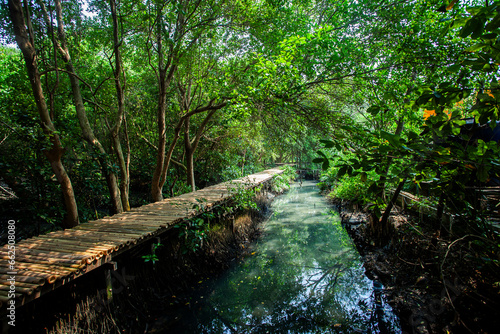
[0,168,283,311]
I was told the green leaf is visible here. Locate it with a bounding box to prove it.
[485,14,500,31]
[451,17,468,28]
[466,6,482,15]
[337,166,348,177]
[460,17,482,38]
[481,33,497,40]
[446,64,461,73]
[316,150,327,158]
[319,139,335,148]
[471,18,486,39]
[322,160,330,170]
[464,43,486,52]
[380,130,400,147]
[366,105,381,115]
[312,158,324,163]
[416,93,434,106]
[407,131,419,140]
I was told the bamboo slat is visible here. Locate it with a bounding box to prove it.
[99,216,172,224]
[0,265,67,282]
[15,242,108,258]
[0,274,45,285]
[1,265,75,281]
[4,281,41,291]
[14,248,92,264]
[34,233,134,244]
[15,244,98,262]
[31,234,121,250]
[37,234,135,247]
[19,238,110,250]
[21,234,117,245]
[0,254,85,268]
[0,260,76,274]
[17,244,108,259]
[0,290,24,301]
[103,217,177,225]
[0,269,57,284]
[29,237,127,251]
[0,284,35,296]
[35,231,126,244]
[73,224,158,234]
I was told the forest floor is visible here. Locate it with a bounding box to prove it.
[341,207,500,334]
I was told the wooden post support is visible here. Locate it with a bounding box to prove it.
[105,261,118,302]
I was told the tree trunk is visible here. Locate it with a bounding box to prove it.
[154,101,222,199]
[150,2,178,201]
[48,0,123,214]
[184,118,195,191]
[186,148,195,192]
[8,0,79,228]
[376,79,414,202]
[151,67,168,202]
[377,178,406,244]
[377,115,405,201]
[109,0,130,211]
[111,134,130,210]
[183,109,218,192]
[159,117,185,194]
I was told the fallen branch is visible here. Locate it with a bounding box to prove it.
[0,185,17,198]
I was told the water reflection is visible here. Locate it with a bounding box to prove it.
[164,181,400,333]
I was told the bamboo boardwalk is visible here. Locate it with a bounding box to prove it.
[0,168,284,311]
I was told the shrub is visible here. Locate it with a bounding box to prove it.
[327,174,370,203]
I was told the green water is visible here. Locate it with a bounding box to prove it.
[163,181,401,333]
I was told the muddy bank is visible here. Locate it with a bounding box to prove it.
[338,203,500,333]
[7,192,277,334]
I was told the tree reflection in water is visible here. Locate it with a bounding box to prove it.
[165,181,401,334]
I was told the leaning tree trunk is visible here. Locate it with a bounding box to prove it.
[151,65,178,201]
[183,109,218,192]
[51,0,123,213]
[151,67,169,202]
[375,178,406,245]
[8,0,79,228]
[150,14,178,201]
[109,0,130,211]
[377,116,405,201]
[184,118,196,192]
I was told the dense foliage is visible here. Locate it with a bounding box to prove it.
[313,0,500,237]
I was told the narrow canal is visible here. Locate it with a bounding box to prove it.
[162,181,401,333]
